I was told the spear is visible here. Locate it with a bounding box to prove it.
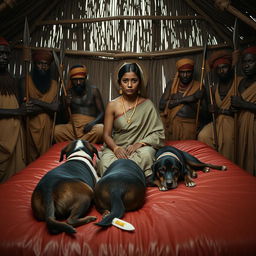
[195,43,207,131]
[233,18,239,163]
[52,48,78,140]
[23,17,31,164]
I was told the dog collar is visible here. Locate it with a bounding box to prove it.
[67,152,100,182]
[157,152,181,163]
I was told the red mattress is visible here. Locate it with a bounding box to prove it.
[0,140,256,256]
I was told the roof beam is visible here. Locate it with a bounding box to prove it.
[214,0,256,30]
[35,15,204,26]
[183,0,232,45]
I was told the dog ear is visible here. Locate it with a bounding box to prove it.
[151,161,159,180]
[59,143,72,162]
[82,140,99,159]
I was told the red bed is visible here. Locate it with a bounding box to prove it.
[0,140,256,256]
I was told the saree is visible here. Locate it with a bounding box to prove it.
[97,99,165,177]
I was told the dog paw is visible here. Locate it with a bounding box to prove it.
[102,210,110,218]
[203,167,210,173]
[186,181,196,187]
[159,186,168,191]
[221,165,227,171]
[191,171,198,178]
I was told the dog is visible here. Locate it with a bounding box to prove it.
[94,159,146,227]
[31,140,99,234]
[151,145,227,191]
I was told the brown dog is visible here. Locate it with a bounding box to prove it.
[31,140,99,234]
[151,145,227,191]
[94,159,146,227]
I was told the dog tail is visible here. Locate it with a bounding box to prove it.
[95,188,125,227]
[44,191,76,234]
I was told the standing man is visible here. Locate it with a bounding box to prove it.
[159,58,203,140]
[231,46,256,175]
[25,49,58,163]
[0,37,26,183]
[198,50,242,162]
[54,65,104,144]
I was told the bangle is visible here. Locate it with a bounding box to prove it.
[113,146,121,153]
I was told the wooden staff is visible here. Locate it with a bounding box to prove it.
[195,43,207,131]
[23,17,31,164]
[52,49,78,140]
[233,18,239,164]
[207,72,219,151]
[50,45,64,144]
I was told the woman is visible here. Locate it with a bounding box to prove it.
[97,62,165,180]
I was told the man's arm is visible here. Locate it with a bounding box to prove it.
[0,104,27,118]
[83,87,105,133]
[26,97,59,115]
[231,96,256,113]
[159,80,172,111]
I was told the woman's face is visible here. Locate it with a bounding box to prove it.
[120,71,140,96]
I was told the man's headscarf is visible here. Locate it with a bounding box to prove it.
[176,58,194,71]
[242,46,256,56]
[0,37,9,46]
[67,65,87,89]
[69,65,87,79]
[32,50,53,64]
[208,50,232,70]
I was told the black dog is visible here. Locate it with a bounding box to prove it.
[31,140,99,234]
[94,159,146,227]
[151,145,227,191]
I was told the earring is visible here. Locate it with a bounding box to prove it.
[138,90,141,95]
[119,88,123,95]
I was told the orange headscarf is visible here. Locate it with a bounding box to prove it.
[67,65,88,89]
[176,58,194,71]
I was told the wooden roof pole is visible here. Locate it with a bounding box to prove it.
[16,43,229,59]
[184,0,232,45]
[36,15,204,26]
[214,0,256,30]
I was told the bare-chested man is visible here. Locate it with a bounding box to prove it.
[54,65,104,143]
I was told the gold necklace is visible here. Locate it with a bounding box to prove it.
[121,96,139,124]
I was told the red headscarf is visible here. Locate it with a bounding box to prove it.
[32,50,53,64]
[242,46,256,56]
[208,50,232,70]
[0,37,9,46]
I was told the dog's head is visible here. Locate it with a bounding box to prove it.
[59,140,99,162]
[151,156,183,191]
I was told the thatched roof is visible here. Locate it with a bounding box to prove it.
[1,0,255,105]
[1,0,255,55]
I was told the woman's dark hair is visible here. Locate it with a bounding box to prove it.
[117,63,142,84]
